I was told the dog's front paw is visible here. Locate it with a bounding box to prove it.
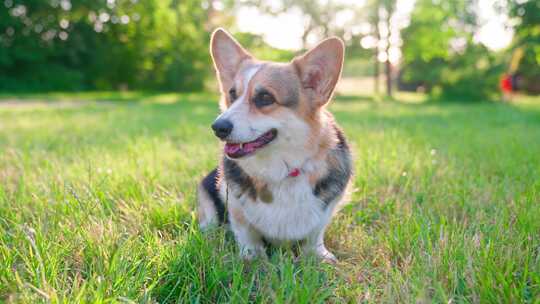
[239,245,266,261]
[301,243,338,263]
[316,247,338,264]
[305,244,337,264]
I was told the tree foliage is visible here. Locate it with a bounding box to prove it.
[238,0,364,50]
[0,0,210,91]
[399,0,504,100]
[401,0,540,99]
[505,0,540,93]
[1,0,538,97]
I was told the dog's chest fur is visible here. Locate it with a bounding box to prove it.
[224,169,329,241]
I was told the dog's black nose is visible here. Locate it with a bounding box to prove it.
[211,119,233,139]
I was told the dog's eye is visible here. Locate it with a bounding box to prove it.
[254,91,275,108]
[228,88,238,102]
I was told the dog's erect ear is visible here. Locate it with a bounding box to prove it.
[293,38,344,106]
[210,28,252,89]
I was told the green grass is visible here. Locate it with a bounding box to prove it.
[1,92,539,303]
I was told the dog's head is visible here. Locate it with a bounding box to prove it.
[210,28,344,160]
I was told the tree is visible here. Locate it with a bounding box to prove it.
[236,0,363,50]
[399,0,502,100]
[361,0,397,98]
[503,0,540,93]
[228,0,383,97]
[380,0,396,97]
[365,0,381,95]
[0,0,211,91]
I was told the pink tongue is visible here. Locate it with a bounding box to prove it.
[244,142,257,153]
[225,143,241,155]
[224,140,262,155]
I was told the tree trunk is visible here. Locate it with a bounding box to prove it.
[374,48,379,95]
[385,55,391,97]
[373,7,380,95]
[204,0,216,31]
[385,13,392,97]
[300,17,318,50]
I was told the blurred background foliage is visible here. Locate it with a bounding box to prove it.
[400,0,539,100]
[0,0,539,100]
[0,0,210,91]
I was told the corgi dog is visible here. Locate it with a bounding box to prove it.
[198,28,352,262]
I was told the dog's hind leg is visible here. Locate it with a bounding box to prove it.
[197,168,226,230]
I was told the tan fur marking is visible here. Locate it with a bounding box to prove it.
[308,170,324,187]
[230,206,246,225]
[258,185,274,203]
[316,113,340,155]
[250,177,274,203]
[235,63,301,115]
[306,116,342,186]
[252,65,300,104]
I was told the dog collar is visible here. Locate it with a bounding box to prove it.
[288,168,300,177]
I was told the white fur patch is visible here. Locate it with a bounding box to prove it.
[221,165,346,250]
[237,110,313,182]
[197,184,218,230]
[242,177,331,241]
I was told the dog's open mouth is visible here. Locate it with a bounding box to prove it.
[225,129,277,159]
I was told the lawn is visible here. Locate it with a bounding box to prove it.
[0,92,539,303]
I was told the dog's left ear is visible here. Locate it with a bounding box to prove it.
[293,38,344,106]
[210,28,252,90]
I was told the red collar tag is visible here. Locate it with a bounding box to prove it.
[288,168,300,177]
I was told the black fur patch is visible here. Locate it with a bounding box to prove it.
[313,125,352,207]
[222,158,257,200]
[201,168,227,223]
[334,125,349,150]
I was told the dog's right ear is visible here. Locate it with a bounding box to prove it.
[210,28,252,90]
[293,38,344,107]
